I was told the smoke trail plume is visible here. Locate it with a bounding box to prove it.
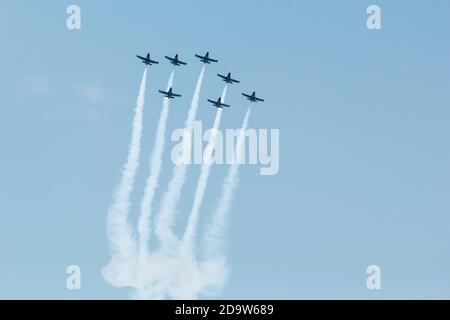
[204,106,251,260]
[138,71,175,265]
[103,68,148,287]
[155,66,206,250]
[103,66,248,300]
[183,86,228,251]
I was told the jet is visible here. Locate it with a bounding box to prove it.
[136,53,159,66]
[208,97,230,108]
[195,52,218,64]
[158,87,182,99]
[217,72,240,84]
[242,91,264,103]
[165,54,187,66]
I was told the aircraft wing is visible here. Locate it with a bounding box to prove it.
[158,90,168,95]
[207,99,216,104]
[137,55,146,61]
[172,94,182,97]
[208,58,218,63]
[149,59,159,64]
[242,93,251,98]
[231,79,240,83]
[178,60,187,65]
[255,97,264,102]
[164,56,174,62]
[195,54,204,59]
[220,103,230,108]
[217,74,226,79]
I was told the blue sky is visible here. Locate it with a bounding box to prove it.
[0,0,449,299]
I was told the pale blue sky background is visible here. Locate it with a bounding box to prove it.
[0,0,449,299]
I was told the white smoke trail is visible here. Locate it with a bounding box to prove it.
[103,68,148,288]
[155,66,206,250]
[204,106,251,260]
[182,86,228,251]
[138,71,175,266]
